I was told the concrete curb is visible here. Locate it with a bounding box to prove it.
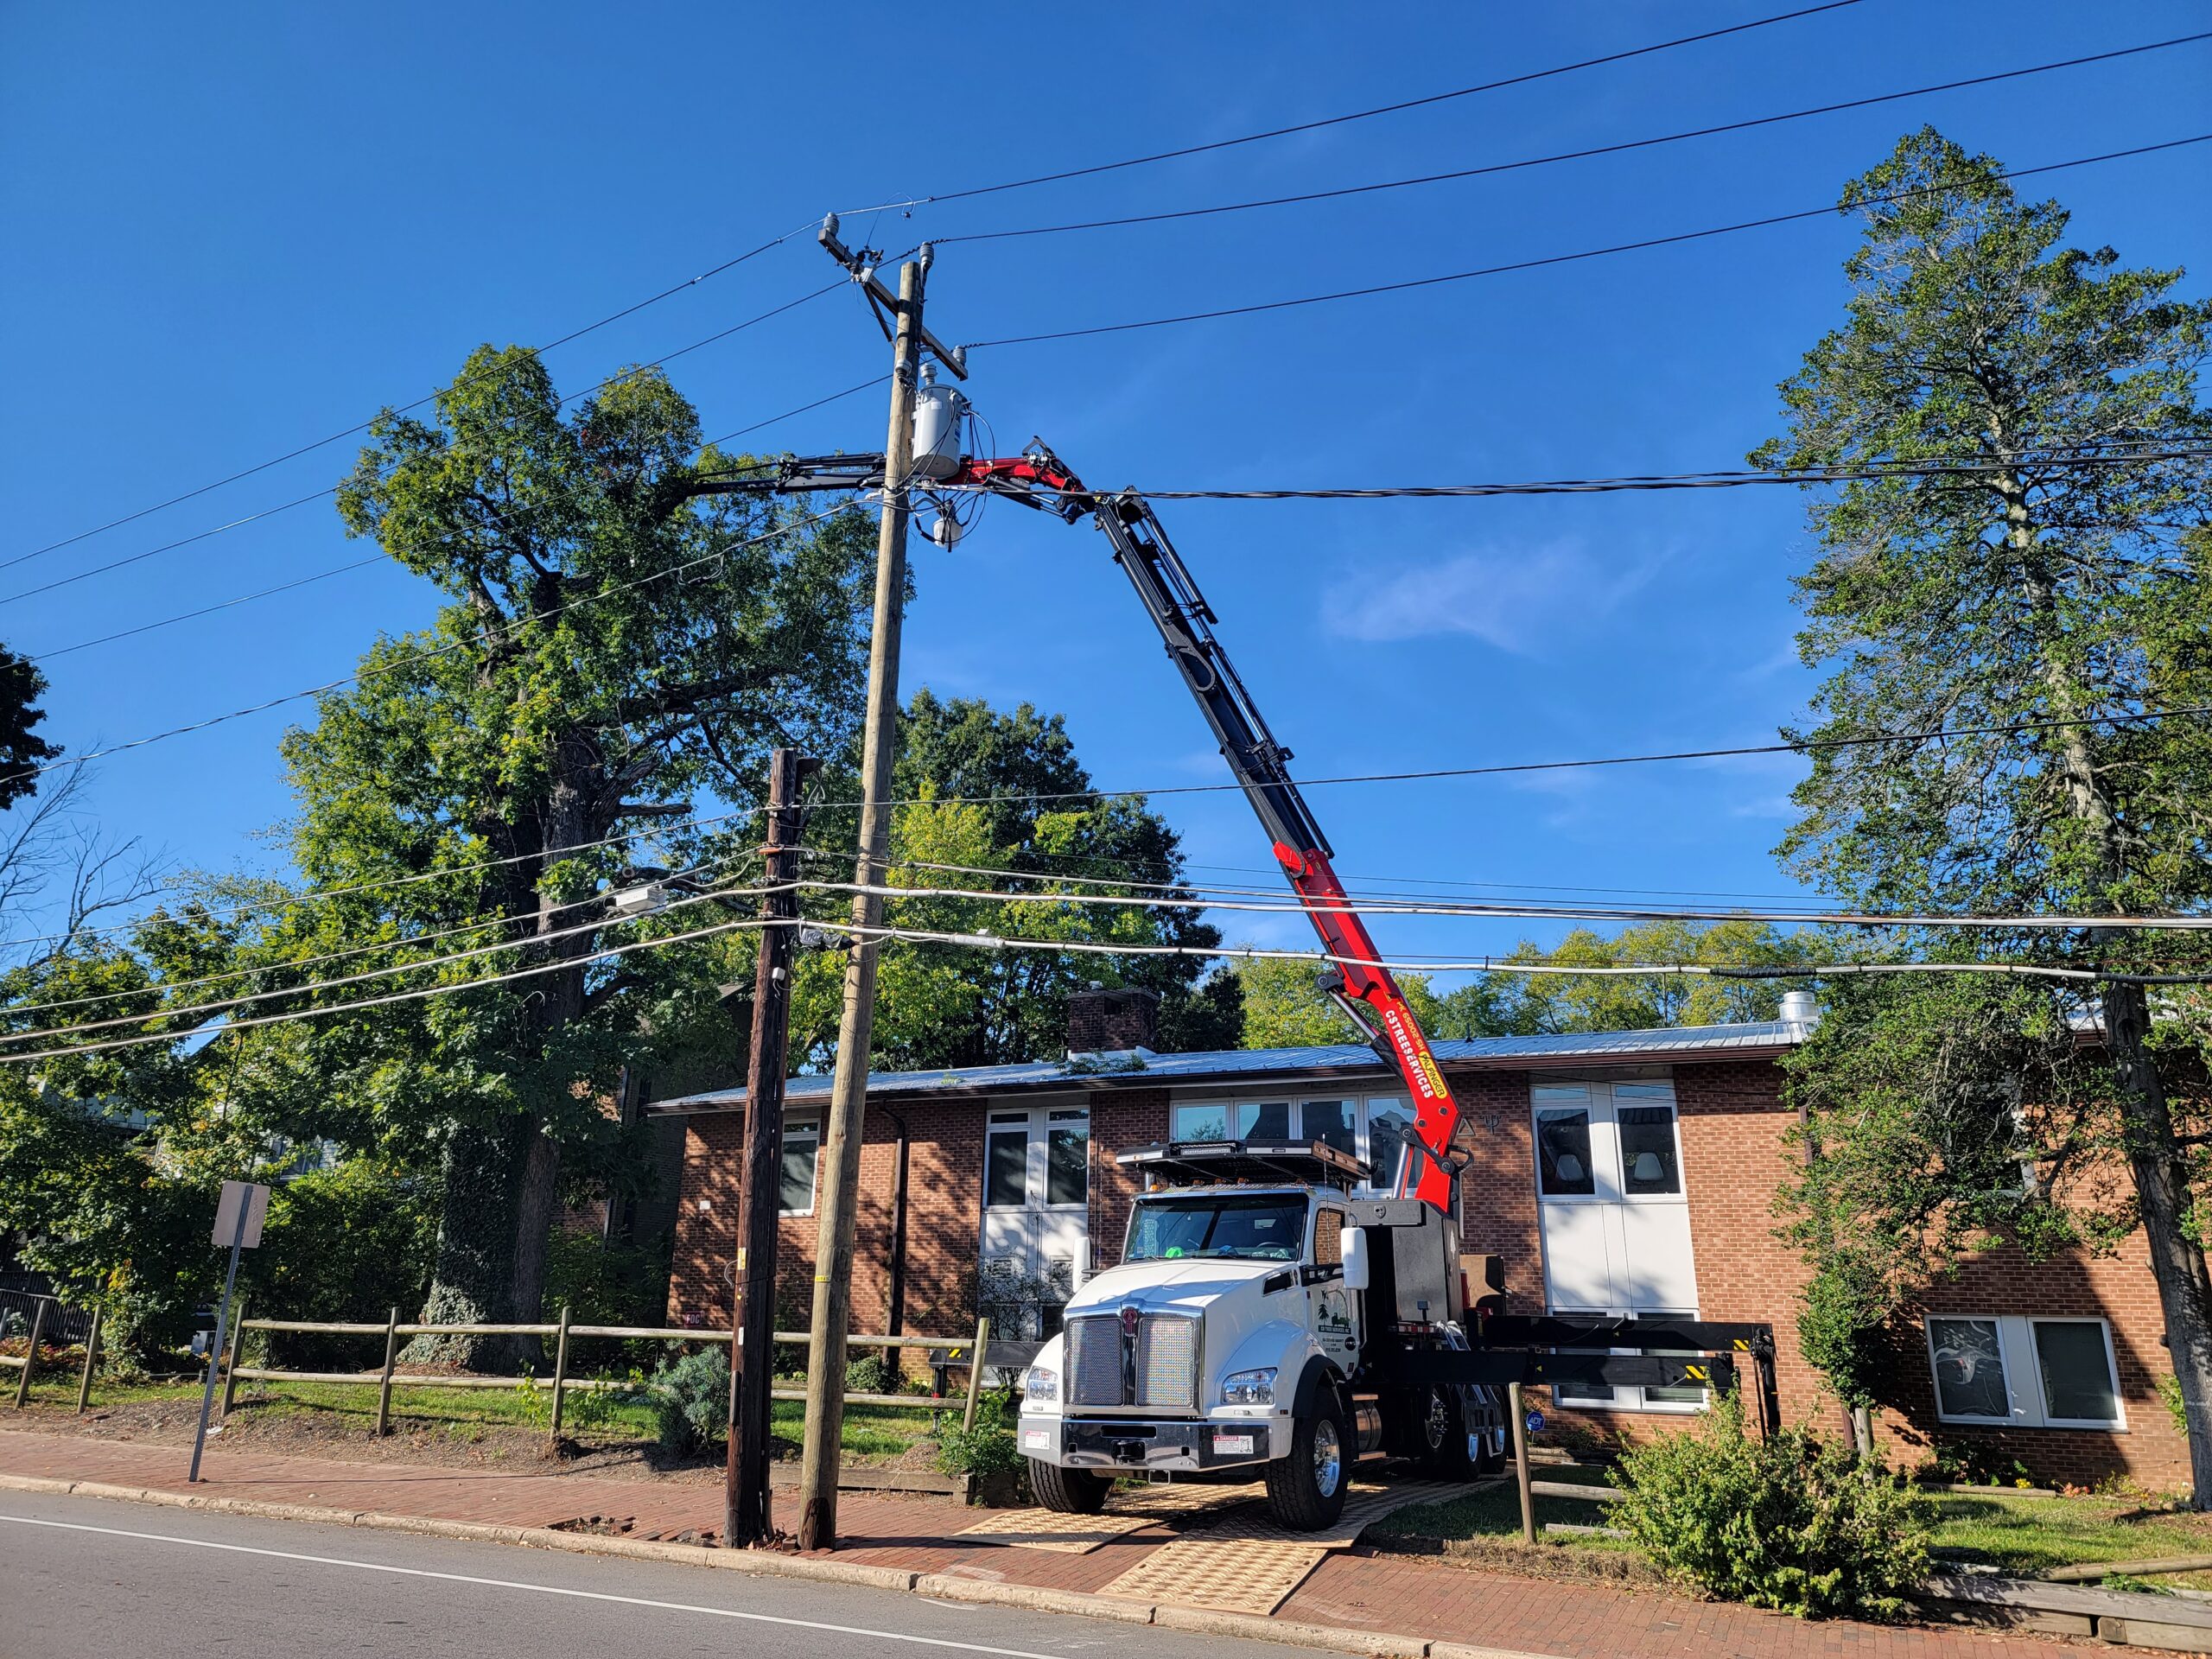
[0,1471,1510,1659]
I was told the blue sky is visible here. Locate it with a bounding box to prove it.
[2,3,2206,973]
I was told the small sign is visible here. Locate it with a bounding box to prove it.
[212,1180,270,1249]
[1524,1408,1546,1435]
[1213,1432,1256,1456]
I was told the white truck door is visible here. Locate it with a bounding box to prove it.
[1310,1205,1360,1363]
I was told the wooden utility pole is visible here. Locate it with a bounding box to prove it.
[796,220,965,1551]
[726,745,815,1548]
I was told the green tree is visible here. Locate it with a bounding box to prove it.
[1756,130,2212,1496]
[0,645,59,813]
[789,690,1227,1068]
[1234,954,1453,1049]
[284,345,874,1361]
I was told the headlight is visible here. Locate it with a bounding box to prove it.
[1222,1367,1278,1406]
[1022,1365,1058,1403]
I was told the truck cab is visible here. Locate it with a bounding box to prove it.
[1018,1140,1505,1530]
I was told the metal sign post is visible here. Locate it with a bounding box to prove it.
[188,1179,268,1483]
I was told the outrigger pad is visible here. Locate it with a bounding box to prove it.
[1116,1138,1370,1190]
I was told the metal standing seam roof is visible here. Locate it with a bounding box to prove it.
[644,1019,1808,1116]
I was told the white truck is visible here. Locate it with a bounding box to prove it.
[1017,1140,1508,1530]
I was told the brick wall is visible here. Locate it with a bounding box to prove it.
[1452,1070,1541,1313]
[1866,1232,2188,1491]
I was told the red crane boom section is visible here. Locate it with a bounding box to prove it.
[945,449,1464,1211]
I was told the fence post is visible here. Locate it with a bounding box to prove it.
[75,1309,101,1414]
[219,1302,247,1416]
[961,1316,989,1433]
[11,1297,47,1408]
[374,1307,399,1438]
[1509,1381,1535,1545]
[549,1304,572,1440]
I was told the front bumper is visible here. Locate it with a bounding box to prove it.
[1019,1414,1284,1472]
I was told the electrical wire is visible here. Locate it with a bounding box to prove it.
[0,907,783,1069]
[782,702,2212,815]
[938,34,2211,246]
[0,850,754,1022]
[950,447,2212,504]
[0,500,857,792]
[29,558,390,663]
[0,874,785,1049]
[0,282,847,612]
[961,136,2212,350]
[3,221,825,575]
[12,902,2204,1071]
[16,374,896,666]
[800,875,2212,933]
[869,0,1868,212]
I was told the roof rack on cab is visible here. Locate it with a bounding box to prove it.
[1116,1138,1369,1192]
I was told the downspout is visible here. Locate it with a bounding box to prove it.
[885,1109,910,1337]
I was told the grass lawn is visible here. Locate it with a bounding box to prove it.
[12,1370,944,1463]
[1926,1490,2212,1581]
[1374,1467,1632,1552]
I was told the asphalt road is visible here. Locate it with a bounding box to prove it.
[0,1489,1297,1659]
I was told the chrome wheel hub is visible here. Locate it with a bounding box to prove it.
[1313,1418,1344,1498]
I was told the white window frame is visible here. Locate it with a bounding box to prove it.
[1923,1313,2126,1431]
[1168,1092,1408,1195]
[1548,1308,1708,1416]
[779,1116,822,1217]
[1532,1081,1686,1206]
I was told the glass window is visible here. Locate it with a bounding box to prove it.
[1304,1100,1357,1162]
[1618,1105,1681,1196]
[1535,1109,1596,1197]
[985,1127,1027,1209]
[1929,1318,2011,1421]
[1046,1113,1089,1208]
[1363,1099,1410,1191]
[1174,1102,1231,1141]
[2034,1321,2120,1424]
[1552,1348,1616,1406]
[1239,1101,1292,1140]
[779,1120,821,1215]
[1126,1194,1307,1262]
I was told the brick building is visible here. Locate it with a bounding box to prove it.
[651,989,2190,1491]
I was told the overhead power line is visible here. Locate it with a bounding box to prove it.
[0,502,855,791]
[961,136,2212,349]
[874,0,1866,210]
[3,224,823,575]
[940,34,2212,246]
[14,372,893,664]
[0,874,780,1050]
[13,2,1853,574]
[1,283,846,612]
[13,905,2205,1071]
[803,875,2212,934]
[788,702,2212,814]
[939,445,2212,506]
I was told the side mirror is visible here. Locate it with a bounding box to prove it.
[1342,1226,1371,1292]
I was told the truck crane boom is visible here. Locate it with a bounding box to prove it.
[692,443,1467,1211]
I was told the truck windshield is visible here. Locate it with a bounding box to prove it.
[1126,1195,1307,1262]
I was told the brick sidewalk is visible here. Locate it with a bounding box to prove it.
[0,1427,2064,1659]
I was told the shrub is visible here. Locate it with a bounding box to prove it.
[846,1351,900,1396]
[650,1347,729,1459]
[1616,1393,1932,1619]
[936,1421,1022,1479]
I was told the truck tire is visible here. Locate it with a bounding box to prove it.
[1412,1383,1479,1479]
[1029,1459,1110,1515]
[1265,1392,1351,1531]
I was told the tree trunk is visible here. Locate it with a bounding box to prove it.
[2000,464,2212,1506]
[404,1118,527,1367]
[507,1127,563,1358]
[2106,980,2212,1507]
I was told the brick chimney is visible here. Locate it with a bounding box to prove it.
[1065,982,1160,1056]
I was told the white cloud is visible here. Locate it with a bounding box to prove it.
[1319,540,1662,652]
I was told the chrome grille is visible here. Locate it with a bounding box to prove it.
[1135,1313,1198,1410]
[1065,1316,1123,1408]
